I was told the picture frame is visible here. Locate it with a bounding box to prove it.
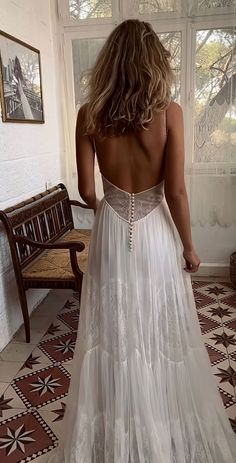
[0,30,44,123]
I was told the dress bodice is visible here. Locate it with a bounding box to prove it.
[102,175,165,251]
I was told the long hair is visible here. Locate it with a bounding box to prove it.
[84,19,173,137]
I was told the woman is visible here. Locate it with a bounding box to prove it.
[50,19,236,462]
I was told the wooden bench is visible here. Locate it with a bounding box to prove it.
[0,184,92,343]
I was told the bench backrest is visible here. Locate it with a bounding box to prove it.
[0,184,73,270]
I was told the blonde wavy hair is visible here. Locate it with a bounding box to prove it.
[84,19,173,137]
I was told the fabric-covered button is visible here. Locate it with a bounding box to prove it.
[128,194,135,252]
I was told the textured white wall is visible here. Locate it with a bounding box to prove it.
[0,0,66,350]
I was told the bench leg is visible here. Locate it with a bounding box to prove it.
[18,287,30,343]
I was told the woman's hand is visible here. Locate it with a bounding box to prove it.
[183,249,200,274]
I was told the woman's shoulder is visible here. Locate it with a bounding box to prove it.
[166,100,183,116]
[77,103,88,120]
[166,101,183,130]
[76,104,89,134]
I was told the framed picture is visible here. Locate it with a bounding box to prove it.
[0,30,44,123]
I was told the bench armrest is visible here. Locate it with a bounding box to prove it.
[13,235,85,253]
[14,235,86,279]
[69,200,92,209]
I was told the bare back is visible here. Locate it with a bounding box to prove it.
[76,101,185,210]
[94,110,167,194]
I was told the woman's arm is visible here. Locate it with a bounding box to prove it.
[75,106,98,211]
[164,102,200,273]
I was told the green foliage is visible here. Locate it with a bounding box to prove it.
[195,30,235,103]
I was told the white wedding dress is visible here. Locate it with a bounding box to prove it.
[49,173,236,462]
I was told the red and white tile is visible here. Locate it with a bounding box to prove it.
[0,280,235,462]
[38,332,77,364]
[0,409,57,462]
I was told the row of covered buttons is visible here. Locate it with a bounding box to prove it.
[129,193,135,251]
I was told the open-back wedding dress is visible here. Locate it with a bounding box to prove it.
[50,172,236,463]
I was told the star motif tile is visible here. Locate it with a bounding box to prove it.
[0,386,26,415]
[0,394,14,419]
[61,299,77,312]
[224,319,236,333]
[218,388,236,409]
[215,363,236,388]
[192,280,213,289]
[0,281,236,463]
[192,290,216,310]
[204,285,229,297]
[194,283,233,302]
[57,309,80,331]
[214,327,236,354]
[11,364,70,409]
[205,344,227,366]
[210,330,236,349]
[203,326,236,355]
[220,293,236,309]
[38,332,77,363]
[218,281,236,292]
[229,351,236,362]
[229,417,236,433]
[204,302,234,323]
[26,347,53,365]
[197,312,221,334]
[40,318,72,343]
[212,359,236,397]
[20,354,42,372]
[0,409,57,461]
[45,323,62,337]
[51,401,66,422]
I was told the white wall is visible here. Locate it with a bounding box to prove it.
[187,175,236,276]
[0,0,66,350]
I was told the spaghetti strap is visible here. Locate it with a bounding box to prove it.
[164,109,167,139]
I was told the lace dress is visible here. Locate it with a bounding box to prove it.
[48,175,236,463]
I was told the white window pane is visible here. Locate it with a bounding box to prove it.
[69,0,112,20]
[72,33,182,107]
[72,38,106,199]
[195,0,235,10]
[158,32,181,102]
[194,29,236,163]
[139,0,178,14]
[72,38,105,108]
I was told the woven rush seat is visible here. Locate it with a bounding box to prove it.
[22,229,91,280]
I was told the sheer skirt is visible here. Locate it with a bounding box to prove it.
[48,181,236,463]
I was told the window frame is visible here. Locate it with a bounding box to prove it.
[59,0,236,183]
[121,0,183,21]
[192,0,236,17]
[188,15,236,174]
[59,0,120,26]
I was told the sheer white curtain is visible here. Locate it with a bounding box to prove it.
[58,0,236,267]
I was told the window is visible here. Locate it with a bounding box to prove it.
[195,0,235,11]
[138,0,178,14]
[60,0,236,258]
[72,38,105,108]
[61,0,236,173]
[69,0,112,20]
[158,31,182,101]
[194,28,236,163]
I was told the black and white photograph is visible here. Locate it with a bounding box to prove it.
[0,30,44,123]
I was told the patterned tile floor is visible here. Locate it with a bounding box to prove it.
[0,280,236,462]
